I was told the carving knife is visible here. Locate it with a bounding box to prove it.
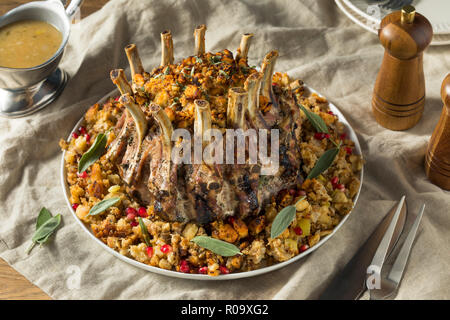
[319,196,407,300]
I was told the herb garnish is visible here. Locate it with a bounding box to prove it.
[209,56,222,65]
[296,102,341,178]
[138,217,151,247]
[195,56,203,64]
[26,208,62,255]
[270,196,306,239]
[307,146,341,180]
[297,103,329,134]
[78,132,107,173]
[88,197,120,216]
[176,81,187,91]
[163,66,170,75]
[191,236,242,257]
[218,70,229,79]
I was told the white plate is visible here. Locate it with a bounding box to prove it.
[60,86,364,280]
[336,0,450,45]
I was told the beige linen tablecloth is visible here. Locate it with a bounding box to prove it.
[0,0,449,300]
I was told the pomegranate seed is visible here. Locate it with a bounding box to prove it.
[228,216,235,224]
[126,213,136,221]
[297,190,306,197]
[219,266,230,274]
[198,266,208,274]
[114,96,119,101]
[336,184,345,191]
[180,260,190,273]
[85,134,91,142]
[272,82,278,87]
[340,133,347,140]
[161,244,172,254]
[130,220,138,227]
[289,189,296,196]
[345,147,353,155]
[300,244,309,253]
[324,133,330,139]
[71,203,79,210]
[146,246,154,257]
[331,176,339,185]
[72,132,79,139]
[328,111,334,115]
[126,207,137,215]
[78,126,87,135]
[78,171,88,179]
[314,132,326,140]
[138,207,148,217]
[294,227,303,236]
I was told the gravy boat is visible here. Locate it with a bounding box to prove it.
[0,0,83,118]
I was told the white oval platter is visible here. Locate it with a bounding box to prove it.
[61,85,364,280]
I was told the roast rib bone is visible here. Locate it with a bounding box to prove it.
[244,72,269,129]
[149,103,174,194]
[161,30,174,66]
[235,33,254,62]
[106,69,135,162]
[110,69,133,96]
[124,44,144,85]
[119,93,148,147]
[118,94,148,184]
[227,87,248,130]
[194,99,212,149]
[260,50,280,117]
[194,24,207,56]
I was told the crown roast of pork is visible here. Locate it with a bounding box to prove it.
[107,26,304,224]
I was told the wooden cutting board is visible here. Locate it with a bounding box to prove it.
[0,0,109,300]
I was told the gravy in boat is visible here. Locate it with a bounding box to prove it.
[0,20,62,69]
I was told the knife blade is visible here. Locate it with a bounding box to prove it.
[319,197,407,300]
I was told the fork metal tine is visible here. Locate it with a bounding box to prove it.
[369,196,406,272]
[387,204,425,285]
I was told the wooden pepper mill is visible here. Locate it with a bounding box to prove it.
[425,74,450,190]
[372,5,433,131]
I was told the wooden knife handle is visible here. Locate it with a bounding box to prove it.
[425,74,450,190]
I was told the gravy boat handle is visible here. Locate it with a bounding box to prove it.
[65,0,84,19]
[46,0,84,19]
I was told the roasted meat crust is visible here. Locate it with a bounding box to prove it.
[103,28,312,224]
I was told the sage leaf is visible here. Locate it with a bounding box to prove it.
[138,217,151,247]
[26,209,62,255]
[307,147,340,180]
[164,66,170,75]
[270,196,306,239]
[297,103,329,133]
[36,207,52,229]
[219,70,229,79]
[78,133,107,173]
[191,236,242,257]
[32,214,61,243]
[271,206,296,239]
[88,197,120,216]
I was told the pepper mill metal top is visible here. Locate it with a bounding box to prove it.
[425,74,450,190]
[372,5,433,131]
[401,5,416,24]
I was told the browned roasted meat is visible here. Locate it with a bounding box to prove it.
[105,30,304,223]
